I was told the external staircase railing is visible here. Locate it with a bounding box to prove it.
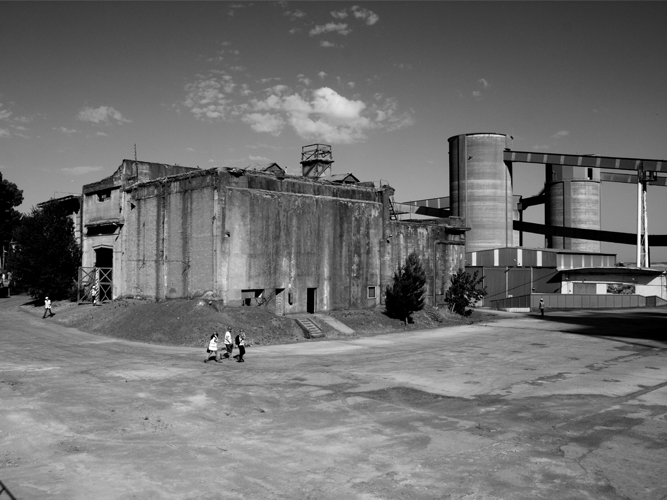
[78,267,113,304]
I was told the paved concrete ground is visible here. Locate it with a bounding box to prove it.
[1,296,666,500]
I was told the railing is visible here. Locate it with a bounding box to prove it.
[490,293,667,310]
[78,267,113,304]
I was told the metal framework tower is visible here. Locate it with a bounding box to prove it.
[300,144,333,177]
[636,165,656,268]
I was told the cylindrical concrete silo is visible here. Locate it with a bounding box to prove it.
[448,133,514,253]
[545,164,601,252]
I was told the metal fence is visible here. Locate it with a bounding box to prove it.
[78,267,113,304]
[490,293,667,310]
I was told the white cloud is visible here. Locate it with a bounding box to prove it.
[288,27,300,35]
[243,87,412,144]
[95,131,108,137]
[309,22,350,36]
[318,71,327,80]
[0,128,10,138]
[248,155,270,162]
[242,112,286,135]
[331,9,348,19]
[472,90,481,98]
[284,9,305,20]
[551,130,569,139]
[478,78,489,88]
[320,40,336,48]
[183,73,238,121]
[55,126,78,134]
[0,107,11,121]
[258,77,280,85]
[351,6,379,25]
[77,106,131,124]
[297,74,312,86]
[61,166,104,175]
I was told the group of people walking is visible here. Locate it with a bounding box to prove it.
[204,327,246,364]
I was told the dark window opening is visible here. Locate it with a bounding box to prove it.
[97,190,112,202]
[367,286,377,298]
[242,289,265,306]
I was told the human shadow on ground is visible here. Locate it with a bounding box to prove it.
[532,308,667,349]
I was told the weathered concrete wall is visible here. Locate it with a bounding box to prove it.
[83,188,122,226]
[121,169,386,313]
[221,183,382,312]
[384,219,466,307]
[117,167,468,312]
[122,172,217,300]
[218,170,383,313]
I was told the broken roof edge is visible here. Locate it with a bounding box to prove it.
[123,166,385,194]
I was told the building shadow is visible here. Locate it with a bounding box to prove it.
[535,308,667,349]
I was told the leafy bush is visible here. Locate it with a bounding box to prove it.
[385,252,426,324]
[444,269,487,315]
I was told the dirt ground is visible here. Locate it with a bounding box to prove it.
[2,296,666,500]
[20,297,496,347]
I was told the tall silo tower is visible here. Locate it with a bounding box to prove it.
[448,133,514,253]
[545,164,601,252]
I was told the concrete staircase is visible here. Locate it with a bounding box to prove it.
[294,317,325,339]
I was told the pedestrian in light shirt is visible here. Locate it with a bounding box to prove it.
[43,296,54,318]
[223,327,234,359]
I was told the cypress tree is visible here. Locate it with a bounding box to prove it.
[385,251,426,324]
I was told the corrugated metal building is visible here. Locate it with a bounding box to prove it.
[465,247,618,306]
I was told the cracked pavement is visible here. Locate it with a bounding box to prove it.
[1,296,666,499]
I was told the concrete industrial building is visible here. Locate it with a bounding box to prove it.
[80,147,467,314]
[67,132,666,313]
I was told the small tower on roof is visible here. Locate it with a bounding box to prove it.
[300,144,333,177]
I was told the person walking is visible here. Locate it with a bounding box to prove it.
[236,329,246,363]
[43,296,54,318]
[223,327,234,359]
[91,283,99,306]
[204,332,222,363]
[539,297,545,317]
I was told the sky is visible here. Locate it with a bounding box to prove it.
[1,1,666,262]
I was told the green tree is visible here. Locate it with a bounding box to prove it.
[0,171,24,251]
[444,269,487,315]
[7,203,81,300]
[385,251,426,324]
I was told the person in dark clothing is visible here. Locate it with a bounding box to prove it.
[236,330,246,362]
